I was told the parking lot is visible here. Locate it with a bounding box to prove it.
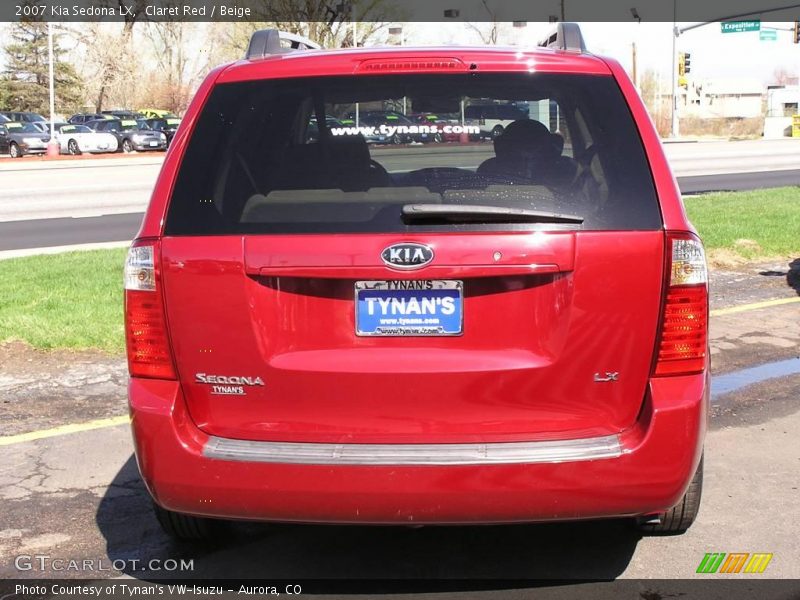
[1,259,798,592]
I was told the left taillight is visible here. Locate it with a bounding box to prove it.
[653,233,709,377]
[124,240,176,379]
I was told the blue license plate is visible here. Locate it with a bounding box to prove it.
[355,280,463,336]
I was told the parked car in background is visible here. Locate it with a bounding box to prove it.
[410,113,461,143]
[102,110,142,120]
[54,123,119,155]
[0,111,47,126]
[348,111,427,144]
[138,109,179,120]
[464,103,529,138]
[0,121,50,158]
[143,117,181,147]
[85,118,167,153]
[305,116,343,143]
[68,113,108,125]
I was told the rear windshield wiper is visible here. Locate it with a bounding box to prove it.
[401,204,584,225]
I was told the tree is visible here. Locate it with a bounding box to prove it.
[213,0,400,56]
[141,21,215,114]
[81,0,149,110]
[772,67,798,86]
[69,23,139,112]
[1,21,84,114]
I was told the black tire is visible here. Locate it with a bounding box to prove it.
[9,142,21,158]
[67,139,81,155]
[432,132,443,143]
[637,456,703,535]
[491,125,504,139]
[121,138,134,153]
[153,502,227,542]
[390,133,403,145]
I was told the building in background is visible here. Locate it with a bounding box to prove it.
[681,78,764,119]
[764,85,800,137]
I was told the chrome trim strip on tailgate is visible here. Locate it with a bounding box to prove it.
[203,435,622,466]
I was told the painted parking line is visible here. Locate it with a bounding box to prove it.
[0,415,129,447]
[709,296,800,317]
[0,296,797,447]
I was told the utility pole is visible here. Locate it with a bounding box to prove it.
[46,22,59,157]
[671,1,680,138]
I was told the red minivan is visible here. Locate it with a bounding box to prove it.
[125,24,708,540]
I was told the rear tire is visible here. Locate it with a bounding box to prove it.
[153,502,227,543]
[121,138,134,153]
[491,125,504,139]
[9,142,21,158]
[68,139,81,155]
[637,455,703,535]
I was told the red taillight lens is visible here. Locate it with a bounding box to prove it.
[654,233,708,377]
[124,240,176,380]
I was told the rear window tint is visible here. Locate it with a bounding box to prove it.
[165,73,661,235]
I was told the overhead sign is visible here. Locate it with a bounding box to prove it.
[759,28,778,41]
[721,20,761,33]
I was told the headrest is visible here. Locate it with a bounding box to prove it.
[494,119,560,161]
[327,133,370,166]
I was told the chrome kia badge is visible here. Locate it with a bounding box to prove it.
[381,243,434,270]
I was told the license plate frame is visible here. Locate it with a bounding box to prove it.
[355,280,463,337]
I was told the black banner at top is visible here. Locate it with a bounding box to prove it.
[3,0,800,23]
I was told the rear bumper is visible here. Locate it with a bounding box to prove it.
[129,374,707,524]
[20,143,47,154]
[132,141,167,151]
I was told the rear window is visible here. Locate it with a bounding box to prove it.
[165,73,661,235]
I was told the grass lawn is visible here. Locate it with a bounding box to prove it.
[684,187,800,260]
[0,248,126,352]
[0,188,797,353]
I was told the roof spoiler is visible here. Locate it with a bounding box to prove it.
[537,22,586,52]
[245,29,322,60]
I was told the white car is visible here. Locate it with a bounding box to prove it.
[54,123,118,154]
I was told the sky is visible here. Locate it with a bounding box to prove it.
[400,21,800,85]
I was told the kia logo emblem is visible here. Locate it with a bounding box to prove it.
[381,243,434,270]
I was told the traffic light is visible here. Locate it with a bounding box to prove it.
[678,52,686,77]
[794,20,800,44]
[684,52,692,74]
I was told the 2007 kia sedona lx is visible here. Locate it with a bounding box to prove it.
[125,24,708,540]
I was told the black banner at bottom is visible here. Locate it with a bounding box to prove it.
[2,579,800,599]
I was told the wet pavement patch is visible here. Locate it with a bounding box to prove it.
[712,357,800,402]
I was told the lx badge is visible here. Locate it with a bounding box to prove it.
[594,372,619,382]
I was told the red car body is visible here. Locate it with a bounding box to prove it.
[126,37,708,532]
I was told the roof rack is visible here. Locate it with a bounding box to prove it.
[537,22,586,52]
[245,29,322,60]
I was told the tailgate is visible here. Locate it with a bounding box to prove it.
[161,230,663,444]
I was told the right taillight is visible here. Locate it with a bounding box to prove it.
[653,233,708,377]
[124,240,176,380]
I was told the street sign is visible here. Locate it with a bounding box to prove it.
[760,28,778,41]
[721,20,761,33]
